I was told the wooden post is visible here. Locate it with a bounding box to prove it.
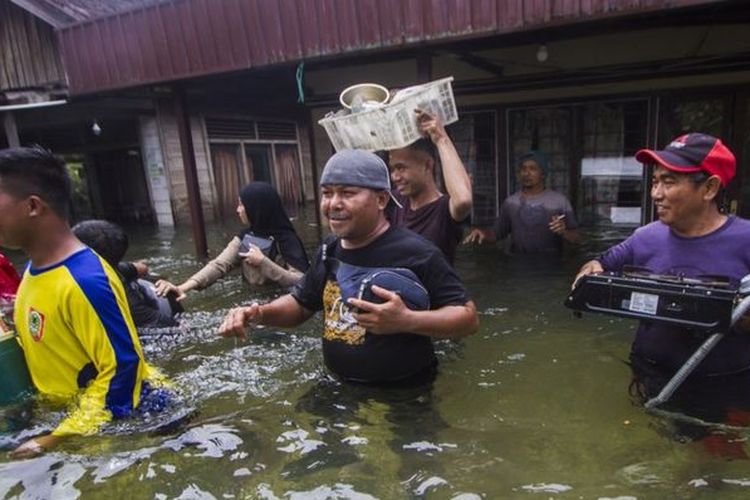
[3,112,20,147]
[173,88,208,259]
[729,92,746,215]
[417,52,432,83]
[306,108,323,243]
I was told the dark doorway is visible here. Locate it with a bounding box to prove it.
[88,149,154,224]
[244,145,273,184]
[64,154,94,223]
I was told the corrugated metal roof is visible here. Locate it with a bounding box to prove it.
[10,0,165,27]
[56,0,728,95]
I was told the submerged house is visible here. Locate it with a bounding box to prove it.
[2,0,311,239]
[2,0,749,250]
[1,0,170,224]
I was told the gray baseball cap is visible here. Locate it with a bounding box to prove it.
[320,149,402,207]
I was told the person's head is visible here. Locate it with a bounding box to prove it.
[387,138,438,199]
[236,182,290,234]
[0,147,71,249]
[635,133,735,230]
[516,151,548,191]
[72,219,128,267]
[319,150,393,245]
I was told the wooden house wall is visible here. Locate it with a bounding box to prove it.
[155,96,216,224]
[0,0,65,91]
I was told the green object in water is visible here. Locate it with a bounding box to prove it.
[0,334,34,405]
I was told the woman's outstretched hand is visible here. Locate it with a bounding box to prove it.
[154,279,187,301]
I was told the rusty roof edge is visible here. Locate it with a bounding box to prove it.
[55,0,729,33]
[58,0,735,96]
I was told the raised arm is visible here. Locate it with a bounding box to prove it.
[416,109,473,222]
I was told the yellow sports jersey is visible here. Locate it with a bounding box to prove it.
[14,247,161,437]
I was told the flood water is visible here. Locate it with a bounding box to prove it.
[2,207,750,499]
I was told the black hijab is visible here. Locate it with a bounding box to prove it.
[238,182,309,272]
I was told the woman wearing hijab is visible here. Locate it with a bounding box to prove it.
[155,182,309,301]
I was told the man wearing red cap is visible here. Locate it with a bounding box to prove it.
[574,133,750,414]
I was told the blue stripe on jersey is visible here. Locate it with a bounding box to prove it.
[66,248,139,418]
[27,247,87,275]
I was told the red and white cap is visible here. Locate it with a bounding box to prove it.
[635,133,736,187]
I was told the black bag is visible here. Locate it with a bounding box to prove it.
[322,238,430,312]
[239,233,278,261]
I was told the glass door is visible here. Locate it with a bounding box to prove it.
[449,111,497,226]
[578,100,648,228]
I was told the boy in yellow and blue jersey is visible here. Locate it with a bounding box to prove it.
[0,146,166,458]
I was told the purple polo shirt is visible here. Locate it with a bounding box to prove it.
[599,216,750,376]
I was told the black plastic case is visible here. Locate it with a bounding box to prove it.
[565,272,736,332]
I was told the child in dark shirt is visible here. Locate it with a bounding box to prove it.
[72,220,181,328]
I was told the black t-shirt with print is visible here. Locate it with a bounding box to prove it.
[389,192,465,265]
[291,226,470,383]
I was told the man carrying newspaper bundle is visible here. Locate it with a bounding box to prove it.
[319,78,473,265]
[386,108,473,265]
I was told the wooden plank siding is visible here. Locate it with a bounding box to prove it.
[155,96,215,224]
[0,0,65,91]
[56,0,727,95]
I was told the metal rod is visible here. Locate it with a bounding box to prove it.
[645,294,750,409]
[0,99,67,112]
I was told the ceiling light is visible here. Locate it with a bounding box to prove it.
[536,44,549,63]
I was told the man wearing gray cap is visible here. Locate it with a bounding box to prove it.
[219,149,478,384]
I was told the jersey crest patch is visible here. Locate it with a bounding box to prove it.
[28,307,45,341]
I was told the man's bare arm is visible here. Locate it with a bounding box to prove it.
[219,294,314,339]
[417,109,473,222]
